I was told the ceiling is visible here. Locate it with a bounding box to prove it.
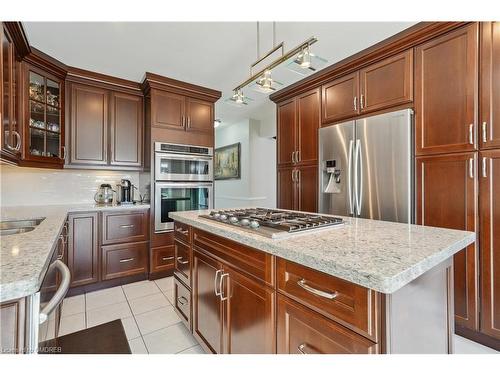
[23,22,416,126]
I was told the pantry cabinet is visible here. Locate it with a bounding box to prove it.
[479,150,500,340]
[416,152,479,331]
[277,164,317,213]
[415,23,479,156]
[480,22,500,149]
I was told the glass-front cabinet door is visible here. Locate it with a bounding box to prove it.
[25,66,64,164]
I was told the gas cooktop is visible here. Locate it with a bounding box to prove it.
[199,208,344,239]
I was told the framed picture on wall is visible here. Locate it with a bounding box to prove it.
[214,142,241,180]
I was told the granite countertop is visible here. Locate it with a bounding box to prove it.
[0,203,150,303]
[169,209,475,294]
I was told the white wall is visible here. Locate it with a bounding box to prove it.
[0,164,140,207]
[214,109,276,209]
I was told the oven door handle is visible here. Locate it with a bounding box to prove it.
[39,260,71,324]
[156,153,213,161]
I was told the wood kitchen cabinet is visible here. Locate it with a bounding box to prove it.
[277,98,296,166]
[322,72,359,124]
[277,164,317,213]
[110,92,143,167]
[277,167,295,210]
[192,249,224,354]
[416,152,479,331]
[66,69,144,170]
[480,22,500,149]
[415,23,479,156]
[68,83,108,166]
[479,150,500,340]
[67,212,99,288]
[185,97,213,135]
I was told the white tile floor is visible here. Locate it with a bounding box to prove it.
[55,277,205,354]
[50,276,498,355]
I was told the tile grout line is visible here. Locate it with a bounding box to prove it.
[122,285,150,354]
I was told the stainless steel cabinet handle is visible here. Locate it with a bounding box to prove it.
[291,151,296,164]
[214,269,223,297]
[162,256,175,261]
[62,146,67,160]
[119,258,134,263]
[120,224,134,228]
[482,122,488,143]
[8,130,21,151]
[175,227,189,235]
[482,157,488,178]
[347,140,354,215]
[177,296,188,306]
[353,96,357,111]
[39,260,71,324]
[468,158,474,179]
[297,343,308,354]
[181,115,185,128]
[176,256,189,265]
[187,117,191,128]
[219,273,230,301]
[360,94,365,109]
[296,150,300,163]
[469,124,474,145]
[297,279,339,300]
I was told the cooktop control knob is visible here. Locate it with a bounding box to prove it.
[249,220,260,229]
[213,213,221,219]
[220,214,228,221]
[240,218,250,226]
[229,216,239,224]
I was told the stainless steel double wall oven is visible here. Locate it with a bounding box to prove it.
[154,142,213,232]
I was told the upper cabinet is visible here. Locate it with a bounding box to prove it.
[321,50,413,125]
[151,90,185,130]
[480,22,500,149]
[185,97,213,135]
[66,69,144,170]
[415,23,479,156]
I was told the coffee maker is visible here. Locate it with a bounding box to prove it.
[116,179,135,205]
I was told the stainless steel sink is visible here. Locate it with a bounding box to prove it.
[0,218,45,236]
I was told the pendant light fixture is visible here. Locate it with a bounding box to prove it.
[227,22,327,106]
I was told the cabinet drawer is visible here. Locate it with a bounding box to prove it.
[277,258,379,341]
[174,276,191,331]
[174,239,191,286]
[102,210,148,245]
[101,242,148,280]
[151,245,175,273]
[193,228,274,286]
[174,221,191,244]
[277,295,378,354]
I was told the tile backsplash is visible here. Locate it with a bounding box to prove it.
[0,164,140,207]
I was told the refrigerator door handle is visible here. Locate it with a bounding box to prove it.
[355,139,363,216]
[353,139,360,216]
[347,140,354,215]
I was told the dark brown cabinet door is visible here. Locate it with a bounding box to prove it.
[223,266,275,354]
[69,83,108,165]
[277,167,296,210]
[277,295,378,354]
[359,50,413,113]
[297,88,320,166]
[297,165,318,213]
[186,97,213,135]
[110,92,143,167]
[322,72,359,125]
[479,150,500,340]
[192,249,223,354]
[101,241,148,281]
[415,23,478,156]
[416,152,479,331]
[67,212,99,287]
[277,99,297,166]
[151,89,185,130]
[480,22,500,149]
[174,239,191,286]
[1,26,15,157]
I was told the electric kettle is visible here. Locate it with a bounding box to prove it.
[94,184,115,204]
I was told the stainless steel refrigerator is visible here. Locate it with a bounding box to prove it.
[319,109,413,223]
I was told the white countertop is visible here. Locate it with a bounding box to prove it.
[0,203,150,303]
[169,209,475,294]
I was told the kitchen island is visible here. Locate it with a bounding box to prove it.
[169,209,475,354]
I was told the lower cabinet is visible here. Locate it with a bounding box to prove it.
[67,212,99,288]
[277,295,378,354]
[150,245,175,274]
[174,276,191,331]
[277,164,318,212]
[101,241,148,281]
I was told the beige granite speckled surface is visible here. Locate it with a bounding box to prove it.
[169,209,475,294]
[0,204,149,302]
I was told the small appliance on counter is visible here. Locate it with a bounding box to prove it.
[116,179,140,205]
[94,184,115,205]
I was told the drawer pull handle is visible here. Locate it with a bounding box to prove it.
[298,343,308,354]
[214,269,223,296]
[177,296,188,306]
[120,224,135,228]
[119,257,134,263]
[297,279,338,300]
[176,227,189,235]
[162,256,174,261]
[177,256,189,265]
